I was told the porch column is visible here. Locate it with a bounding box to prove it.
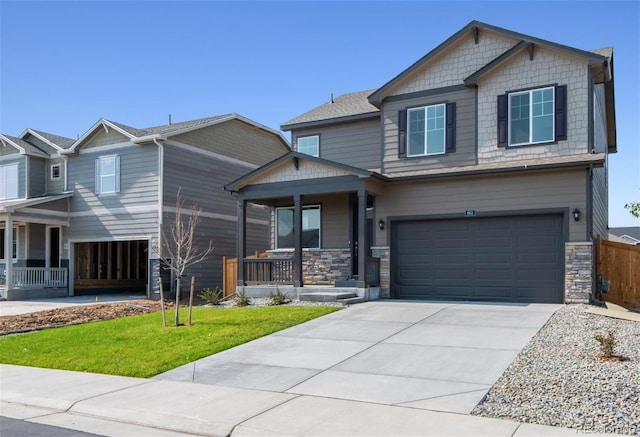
[236,198,246,287]
[357,188,367,288]
[293,194,303,287]
[4,215,13,289]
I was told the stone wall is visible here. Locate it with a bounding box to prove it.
[565,242,593,303]
[267,248,351,285]
[371,246,390,298]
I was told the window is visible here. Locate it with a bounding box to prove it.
[408,104,446,156]
[51,164,61,180]
[95,155,120,194]
[498,85,566,147]
[398,103,456,158]
[297,135,319,157]
[0,163,18,200]
[276,205,320,249]
[0,228,17,260]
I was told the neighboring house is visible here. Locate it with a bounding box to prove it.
[609,227,640,245]
[225,21,616,304]
[1,114,289,300]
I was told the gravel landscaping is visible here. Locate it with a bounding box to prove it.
[472,304,639,435]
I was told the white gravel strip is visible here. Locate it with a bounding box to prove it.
[472,304,640,435]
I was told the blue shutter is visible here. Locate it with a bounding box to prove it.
[555,85,567,141]
[445,103,456,154]
[114,155,121,193]
[95,158,101,194]
[497,94,508,147]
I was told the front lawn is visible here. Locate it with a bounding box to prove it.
[0,305,339,377]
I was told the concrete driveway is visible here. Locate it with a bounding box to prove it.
[158,300,560,414]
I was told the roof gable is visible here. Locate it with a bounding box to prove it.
[0,134,50,158]
[368,20,608,105]
[21,129,75,152]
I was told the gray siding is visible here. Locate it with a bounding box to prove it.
[170,119,288,167]
[46,157,66,194]
[27,223,46,260]
[28,156,46,197]
[593,84,608,153]
[161,143,269,290]
[375,168,587,243]
[592,166,608,240]
[66,144,160,241]
[82,129,131,149]
[0,155,26,199]
[0,145,21,157]
[382,87,476,174]
[292,118,381,170]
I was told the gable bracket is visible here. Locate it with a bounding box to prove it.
[473,26,479,44]
[528,43,534,61]
[102,123,110,134]
[292,156,299,170]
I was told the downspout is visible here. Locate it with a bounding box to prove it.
[154,138,164,298]
[63,155,68,192]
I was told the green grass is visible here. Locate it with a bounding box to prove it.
[0,306,340,378]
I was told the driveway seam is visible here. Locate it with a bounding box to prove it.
[65,379,155,413]
[228,394,301,437]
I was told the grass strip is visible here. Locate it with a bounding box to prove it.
[0,305,339,378]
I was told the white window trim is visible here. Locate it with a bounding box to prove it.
[296,135,319,157]
[275,205,321,249]
[407,103,446,157]
[0,162,19,200]
[508,86,555,147]
[95,154,120,194]
[50,163,61,180]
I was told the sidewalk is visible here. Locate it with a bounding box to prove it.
[0,294,147,317]
[1,364,600,436]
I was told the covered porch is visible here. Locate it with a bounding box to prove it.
[225,153,386,298]
[0,194,71,300]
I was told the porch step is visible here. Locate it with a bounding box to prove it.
[298,291,357,302]
[337,296,365,305]
[334,279,359,287]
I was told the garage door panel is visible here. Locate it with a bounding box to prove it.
[392,214,564,303]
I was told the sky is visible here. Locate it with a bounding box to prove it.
[1,0,638,227]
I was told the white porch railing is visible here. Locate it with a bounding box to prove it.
[2,267,69,288]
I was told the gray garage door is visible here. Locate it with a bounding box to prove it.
[391,214,564,303]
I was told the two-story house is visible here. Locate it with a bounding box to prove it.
[1,114,289,300]
[225,21,616,304]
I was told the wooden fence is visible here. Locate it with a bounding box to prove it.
[222,251,268,297]
[596,235,640,310]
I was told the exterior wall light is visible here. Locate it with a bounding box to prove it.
[572,208,581,221]
[378,219,385,230]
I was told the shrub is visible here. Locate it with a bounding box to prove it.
[199,287,223,305]
[594,330,616,358]
[267,287,291,306]
[233,288,252,307]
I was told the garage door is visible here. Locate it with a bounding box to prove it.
[391,214,564,303]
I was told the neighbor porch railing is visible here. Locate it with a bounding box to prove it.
[1,267,69,288]
[243,258,294,285]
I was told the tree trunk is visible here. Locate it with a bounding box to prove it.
[188,276,195,326]
[174,276,181,326]
[159,278,167,327]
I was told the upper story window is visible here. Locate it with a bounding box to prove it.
[408,104,446,156]
[498,85,566,148]
[95,155,120,194]
[297,135,319,157]
[398,103,456,159]
[0,163,18,200]
[50,164,61,180]
[276,205,321,249]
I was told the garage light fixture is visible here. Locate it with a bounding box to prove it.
[572,208,581,221]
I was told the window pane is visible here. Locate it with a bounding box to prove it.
[101,157,115,174]
[426,104,445,155]
[533,114,553,142]
[510,93,530,144]
[101,175,116,193]
[277,209,294,248]
[0,163,18,200]
[297,136,319,157]
[531,88,554,142]
[408,109,425,156]
[427,129,445,154]
[302,208,320,249]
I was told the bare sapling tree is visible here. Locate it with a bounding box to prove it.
[159,189,213,326]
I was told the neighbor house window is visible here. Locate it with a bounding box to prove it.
[276,205,320,249]
[297,135,319,157]
[0,228,18,260]
[0,163,18,200]
[50,164,61,180]
[95,155,120,194]
[408,104,446,156]
[498,85,567,148]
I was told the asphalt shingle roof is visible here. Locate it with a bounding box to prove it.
[1,134,49,156]
[29,129,75,149]
[281,90,379,129]
[590,47,613,60]
[143,114,233,135]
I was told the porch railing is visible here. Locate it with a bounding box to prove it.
[244,258,294,285]
[366,257,380,286]
[1,267,68,288]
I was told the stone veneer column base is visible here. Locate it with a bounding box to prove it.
[565,242,593,304]
[371,246,390,298]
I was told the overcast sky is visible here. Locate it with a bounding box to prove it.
[1,0,638,227]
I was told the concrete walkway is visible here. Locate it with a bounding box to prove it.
[1,301,610,436]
